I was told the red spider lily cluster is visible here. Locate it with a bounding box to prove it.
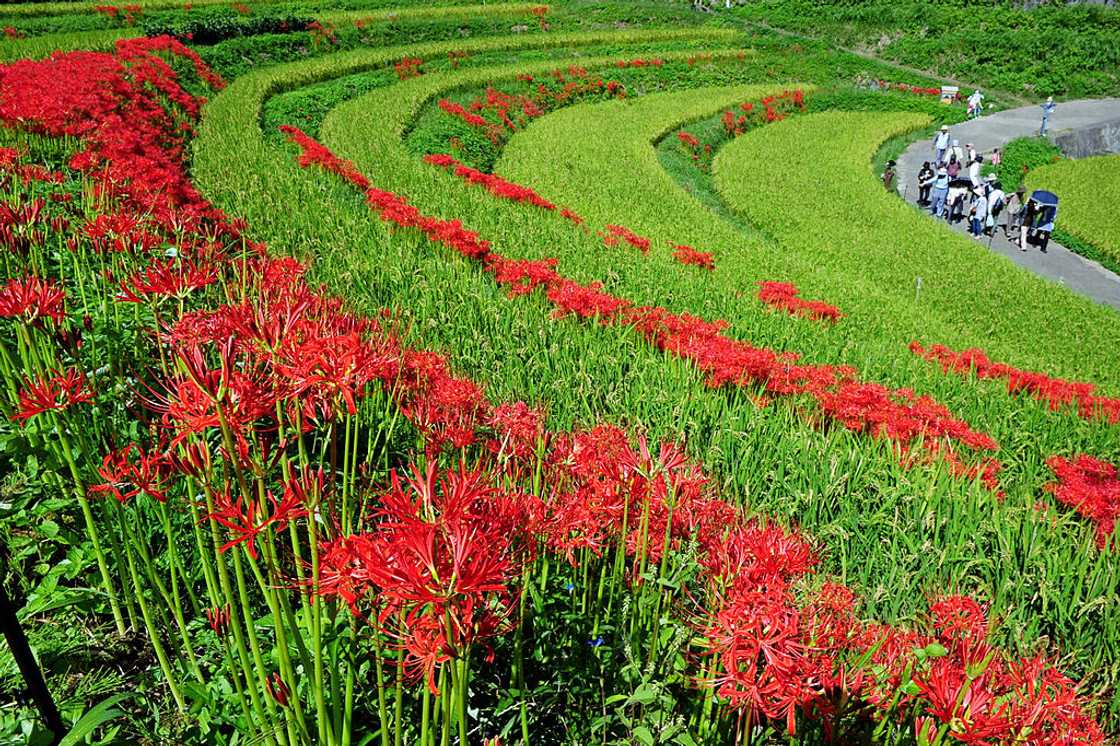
[284,129,1003,492]
[722,89,806,137]
[394,56,423,80]
[3,26,23,40]
[0,35,1109,743]
[677,129,712,168]
[910,341,1120,425]
[757,280,842,322]
[0,275,66,324]
[701,552,1101,741]
[11,367,94,423]
[672,244,715,270]
[873,80,943,96]
[436,68,625,145]
[615,58,663,68]
[0,147,65,186]
[318,464,525,692]
[94,4,143,24]
[447,49,469,69]
[423,153,557,210]
[232,2,251,15]
[307,20,338,49]
[1044,455,1120,547]
[529,5,549,30]
[601,223,650,253]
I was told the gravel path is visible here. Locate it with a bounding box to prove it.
[894,99,1120,311]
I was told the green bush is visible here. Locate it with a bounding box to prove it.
[142,9,314,45]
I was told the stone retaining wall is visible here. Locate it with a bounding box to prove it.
[1053,117,1120,158]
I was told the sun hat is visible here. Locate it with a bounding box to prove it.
[937,167,947,175]
[940,125,949,131]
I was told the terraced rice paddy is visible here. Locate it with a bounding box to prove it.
[0,1,1117,743]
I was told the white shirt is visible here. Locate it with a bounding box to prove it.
[935,132,950,149]
[987,189,1005,213]
[969,92,984,107]
[968,161,981,185]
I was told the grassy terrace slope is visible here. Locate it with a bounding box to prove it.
[194,26,1120,716]
[1027,154,1120,269]
[713,110,1120,388]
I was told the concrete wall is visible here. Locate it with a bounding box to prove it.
[1053,118,1120,158]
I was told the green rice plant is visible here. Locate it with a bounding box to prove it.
[0,27,131,61]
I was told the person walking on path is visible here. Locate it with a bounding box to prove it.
[966,142,978,164]
[986,176,1005,235]
[968,89,985,119]
[968,154,984,188]
[917,161,935,205]
[990,147,1002,167]
[1004,186,1026,239]
[1040,96,1057,136]
[947,153,961,179]
[950,139,965,164]
[932,125,950,164]
[881,160,897,191]
[929,167,949,218]
[969,187,988,237]
[1019,198,1039,251]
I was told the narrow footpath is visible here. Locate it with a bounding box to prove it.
[894,99,1120,312]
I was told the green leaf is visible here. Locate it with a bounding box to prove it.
[58,693,131,746]
[628,683,658,706]
[633,726,655,746]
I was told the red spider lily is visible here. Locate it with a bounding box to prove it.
[206,604,231,637]
[151,342,277,457]
[280,125,370,190]
[11,368,94,424]
[601,224,649,253]
[394,57,423,80]
[616,58,663,68]
[487,401,545,463]
[757,281,841,322]
[486,255,558,297]
[672,244,715,270]
[88,444,173,503]
[424,153,557,211]
[546,278,631,322]
[438,98,492,129]
[316,465,523,693]
[274,328,396,422]
[910,341,1120,425]
[207,484,308,559]
[117,257,218,302]
[0,275,65,324]
[559,207,583,225]
[265,672,290,707]
[401,368,489,456]
[1044,455,1120,546]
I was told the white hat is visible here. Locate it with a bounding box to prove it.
[937,167,947,175]
[985,173,996,181]
[941,125,949,131]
